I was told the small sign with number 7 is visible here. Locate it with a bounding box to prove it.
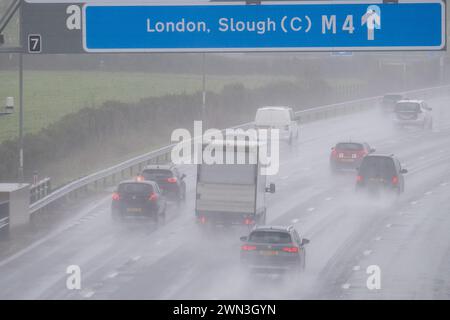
[28,34,42,53]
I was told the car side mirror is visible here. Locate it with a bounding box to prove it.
[181,173,186,180]
[301,238,310,246]
[240,236,248,242]
[370,148,376,153]
[265,183,276,194]
[400,168,408,174]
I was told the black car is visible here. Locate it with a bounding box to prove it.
[138,164,186,202]
[356,154,407,195]
[330,142,375,172]
[240,226,309,276]
[111,180,167,223]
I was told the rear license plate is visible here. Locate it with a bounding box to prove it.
[341,158,354,162]
[260,250,278,256]
[369,178,384,182]
[127,208,142,213]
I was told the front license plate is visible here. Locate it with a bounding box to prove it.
[127,207,142,213]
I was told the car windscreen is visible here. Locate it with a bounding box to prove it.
[199,164,256,185]
[118,183,153,194]
[395,102,420,113]
[249,231,292,244]
[359,157,396,179]
[142,169,173,180]
[336,143,364,151]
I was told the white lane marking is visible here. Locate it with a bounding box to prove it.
[363,250,372,256]
[374,236,382,241]
[386,224,392,228]
[307,207,315,212]
[419,156,426,160]
[325,197,333,201]
[342,283,351,290]
[131,255,142,262]
[352,266,361,271]
[424,191,433,196]
[105,271,119,279]
[280,176,289,180]
[291,218,300,224]
[156,240,163,245]
[440,182,448,187]
[81,290,95,298]
[410,201,419,205]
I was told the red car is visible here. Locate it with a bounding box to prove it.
[330,142,375,172]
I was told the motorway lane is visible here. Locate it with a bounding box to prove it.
[0,96,449,299]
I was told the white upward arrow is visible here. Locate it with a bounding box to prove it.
[361,10,380,41]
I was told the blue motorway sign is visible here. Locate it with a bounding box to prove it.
[83,1,446,52]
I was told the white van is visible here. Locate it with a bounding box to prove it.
[254,106,299,144]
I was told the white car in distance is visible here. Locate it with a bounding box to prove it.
[254,106,300,144]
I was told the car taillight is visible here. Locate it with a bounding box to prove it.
[356,175,363,183]
[167,177,177,183]
[392,176,399,185]
[331,148,337,157]
[244,218,255,225]
[282,247,299,253]
[149,193,158,201]
[136,175,145,182]
[112,192,121,201]
[241,245,257,251]
[199,216,207,224]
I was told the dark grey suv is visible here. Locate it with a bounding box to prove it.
[240,226,310,276]
[356,154,408,195]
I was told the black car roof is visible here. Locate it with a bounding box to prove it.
[143,164,175,171]
[118,180,155,186]
[364,153,395,159]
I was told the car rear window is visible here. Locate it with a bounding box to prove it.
[249,231,292,244]
[118,183,153,194]
[395,102,420,113]
[336,143,364,151]
[359,157,396,178]
[142,169,173,180]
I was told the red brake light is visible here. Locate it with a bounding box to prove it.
[199,216,207,224]
[392,176,399,185]
[149,192,158,201]
[167,177,177,183]
[112,192,121,201]
[357,150,367,157]
[331,148,337,157]
[244,218,255,225]
[356,175,363,183]
[282,247,299,253]
[241,245,257,251]
[136,175,145,182]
